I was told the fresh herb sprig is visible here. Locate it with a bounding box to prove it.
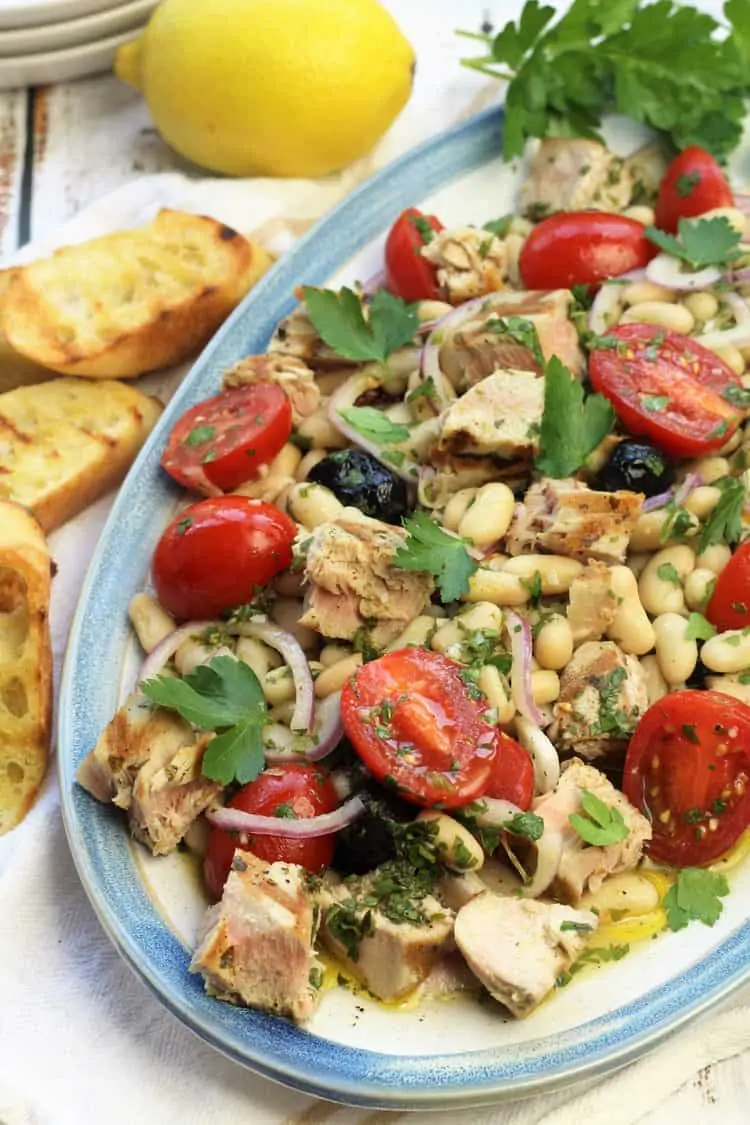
[698,475,746,552]
[569,788,630,847]
[302,286,418,367]
[664,867,730,931]
[393,512,478,602]
[646,216,743,270]
[338,406,410,445]
[535,356,615,478]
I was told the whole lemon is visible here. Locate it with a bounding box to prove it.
[115,0,415,178]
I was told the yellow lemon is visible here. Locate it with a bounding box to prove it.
[115,0,415,178]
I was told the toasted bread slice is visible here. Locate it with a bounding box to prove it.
[0,377,163,531]
[0,501,52,835]
[0,210,273,379]
[0,270,55,393]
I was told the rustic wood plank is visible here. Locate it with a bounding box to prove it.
[0,88,27,259]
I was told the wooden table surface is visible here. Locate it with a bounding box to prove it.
[1,61,748,1124]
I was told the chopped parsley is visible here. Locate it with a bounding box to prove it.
[409,213,437,245]
[302,285,418,367]
[675,171,701,198]
[657,562,681,586]
[485,315,545,368]
[184,424,216,447]
[643,395,670,413]
[338,406,410,445]
[482,214,514,237]
[698,476,746,553]
[569,788,630,847]
[556,944,630,988]
[684,612,717,641]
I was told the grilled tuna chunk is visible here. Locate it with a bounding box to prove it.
[520,138,633,217]
[420,225,508,304]
[566,561,619,644]
[222,353,320,424]
[437,369,544,461]
[506,478,643,563]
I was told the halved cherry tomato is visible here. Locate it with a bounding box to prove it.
[152,496,296,620]
[655,146,734,234]
[161,383,292,495]
[485,731,534,810]
[623,691,750,867]
[589,324,742,458]
[519,212,657,291]
[203,765,339,899]
[340,648,496,809]
[707,540,750,632]
[384,207,444,302]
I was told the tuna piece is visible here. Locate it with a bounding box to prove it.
[566,561,619,644]
[520,138,633,218]
[223,353,320,424]
[420,226,508,304]
[437,369,544,461]
[506,478,643,563]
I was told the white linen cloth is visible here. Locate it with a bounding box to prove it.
[1,2,749,1123]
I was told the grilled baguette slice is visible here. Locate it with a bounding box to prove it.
[0,377,163,531]
[0,209,273,379]
[0,270,54,393]
[0,501,52,835]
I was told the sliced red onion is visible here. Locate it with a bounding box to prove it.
[514,715,560,795]
[646,252,721,292]
[641,489,674,513]
[207,794,365,838]
[521,828,563,899]
[733,193,750,216]
[505,610,544,726]
[237,621,314,733]
[139,620,215,683]
[306,691,344,762]
[730,266,750,284]
[587,269,647,335]
[360,269,385,295]
[721,291,750,328]
[673,471,702,509]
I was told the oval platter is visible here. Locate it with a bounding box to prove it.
[58,106,750,1110]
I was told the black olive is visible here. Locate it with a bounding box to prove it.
[332,786,414,875]
[308,449,409,524]
[595,440,675,498]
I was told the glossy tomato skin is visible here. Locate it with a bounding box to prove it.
[655,147,734,233]
[161,383,292,495]
[707,541,750,632]
[385,207,444,302]
[623,691,750,867]
[341,648,496,809]
[485,731,534,810]
[203,765,339,900]
[152,496,296,620]
[519,212,657,290]
[589,324,742,458]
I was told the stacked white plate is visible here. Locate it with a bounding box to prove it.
[0,0,159,88]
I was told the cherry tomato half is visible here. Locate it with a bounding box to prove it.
[161,383,292,495]
[385,207,444,302]
[152,496,296,620]
[340,648,496,809]
[707,540,750,632]
[589,324,742,458]
[485,731,534,810]
[655,146,734,234]
[203,765,339,900]
[519,212,657,291]
[623,691,750,867]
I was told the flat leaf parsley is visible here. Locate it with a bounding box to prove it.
[535,356,615,478]
[302,286,418,367]
[338,406,410,445]
[645,216,742,270]
[393,512,478,603]
[664,867,730,931]
[569,788,630,847]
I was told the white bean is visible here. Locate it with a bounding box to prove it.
[607,566,655,656]
[695,543,732,574]
[701,629,750,673]
[638,545,695,616]
[319,643,352,667]
[457,482,515,548]
[416,811,484,872]
[443,488,478,532]
[579,873,659,918]
[653,613,698,684]
[629,509,698,552]
[716,346,746,377]
[386,615,436,652]
[236,636,280,679]
[621,302,694,334]
[233,442,302,501]
[174,636,214,677]
[128,593,175,654]
[457,601,505,634]
[622,205,655,226]
[530,669,560,704]
[462,569,530,606]
[296,407,348,449]
[640,654,669,706]
[690,456,730,485]
[295,448,328,482]
[684,568,718,611]
[314,653,363,698]
[477,664,515,724]
[622,281,676,305]
[705,674,750,704]
[263,666,296,706]
[682,291,719,322]
[684,486,721,520]
[534,615,573,671]
[700,205,748,234]
[503,554,583,594]
[287,481,344,529]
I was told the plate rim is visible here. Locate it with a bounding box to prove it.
[57,104,750,1109]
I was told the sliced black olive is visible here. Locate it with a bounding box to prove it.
[332,787,414,875]
[595,440,675,498]
[308,449,409,524]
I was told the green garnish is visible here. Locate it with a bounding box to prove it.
[393,512,478,602]
[657,562,681,585]
[698,475,746,552]
[338,406,410,445]
[684,612,717,641]
[535,356,615,478]
[569,788,630,847]
[302,286,418,366]
[645,217,742,270]
[664,867,730,931]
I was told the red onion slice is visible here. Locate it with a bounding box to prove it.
[646,252,721,292]
[505,610,544,726]
[306,691,344,762]
[641,489,674,513]
[522,829,564,898]
[514,715,560,794]
[207,794,365,838]
[237,621,315,733]
[139,620,216,683]
[641,472,702,516]
[587,269,646,336]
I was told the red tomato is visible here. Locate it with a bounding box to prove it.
[485,731,534,810]
[519,212,657,290]
[152,496,295,620]
[589,324,742,458]
[203,765,339,899]
[161,383,292,495]
[655,147,734,233]
[707,541,750,632]
[340,648,496,809]
[384,207,444,302]
[623,691,750,867]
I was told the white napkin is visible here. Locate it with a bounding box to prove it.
[0,2,748,1123]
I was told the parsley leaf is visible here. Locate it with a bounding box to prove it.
[302,286,418,365]
[698,476,746,553]
[685,612,717,641]
[141,656,267,786]
[645,217,742,270]
[338,406,410,445]
[723,384,750,409]
[505,811,545,841]
[535,356,615,478]
[657,562,681,585]
[483,214,514,236]
[664,867,730,932]
[486,315,545,368]
[675,171,701,198]
[393,512,477,603]
[643,395,669,413]
[569,788,630,847]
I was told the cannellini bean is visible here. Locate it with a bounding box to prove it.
[705,674,750,704]
[315,370,350,396]
[622,205,655,226]
[430,619,463,656]
[509,216,534,236]
[174,637,214,677]
[263,666,297,706]
[530,669,560,704]
[416,811,484,872]
[622,281,676,305]
[607,566,655,656]
[296,407,349,449]
[319,643,352,667]
[579,873,659,918]
[443,487,478,532]
[287,481,344,529]
[233,442,302,501]
[263,722,296,757]
[689,456,730,485]
[653,613,698,684]
[684,567,718,611]
[314,653,363,698]
[534,614,573,671]
[128,593,175,654]
[625,552,651,578]
[695,542,732,574]
[503,554,583,595]
[457,482,515,548]
[621,301,694,334]
[629,508,698,551]
[505,233,525,287]
[684,485,721,520]
[271,597,319,652]
[719,427,743,455]
[295,448,328,482]
[716,346,746,377]
[638,545,695,616]
[701,629,750,673]
[462,568,530,606]
[682,291,719,322]
[236,636,280,679]
[386,615,436,652]
[418,299,453,322]
[385,401,413,425]
[640,654,669,706]
[457,601,504,634]
[477,664,515,724]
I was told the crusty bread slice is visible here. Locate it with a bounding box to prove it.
[0,377,163,531]
[0,209,273,379]
[0,270,55,393]
[0,501,52,835]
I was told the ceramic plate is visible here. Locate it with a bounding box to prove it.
[0,0,137,30]
[58,107,750,1110]
[0,0,156,56]
[0,25,141,89]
